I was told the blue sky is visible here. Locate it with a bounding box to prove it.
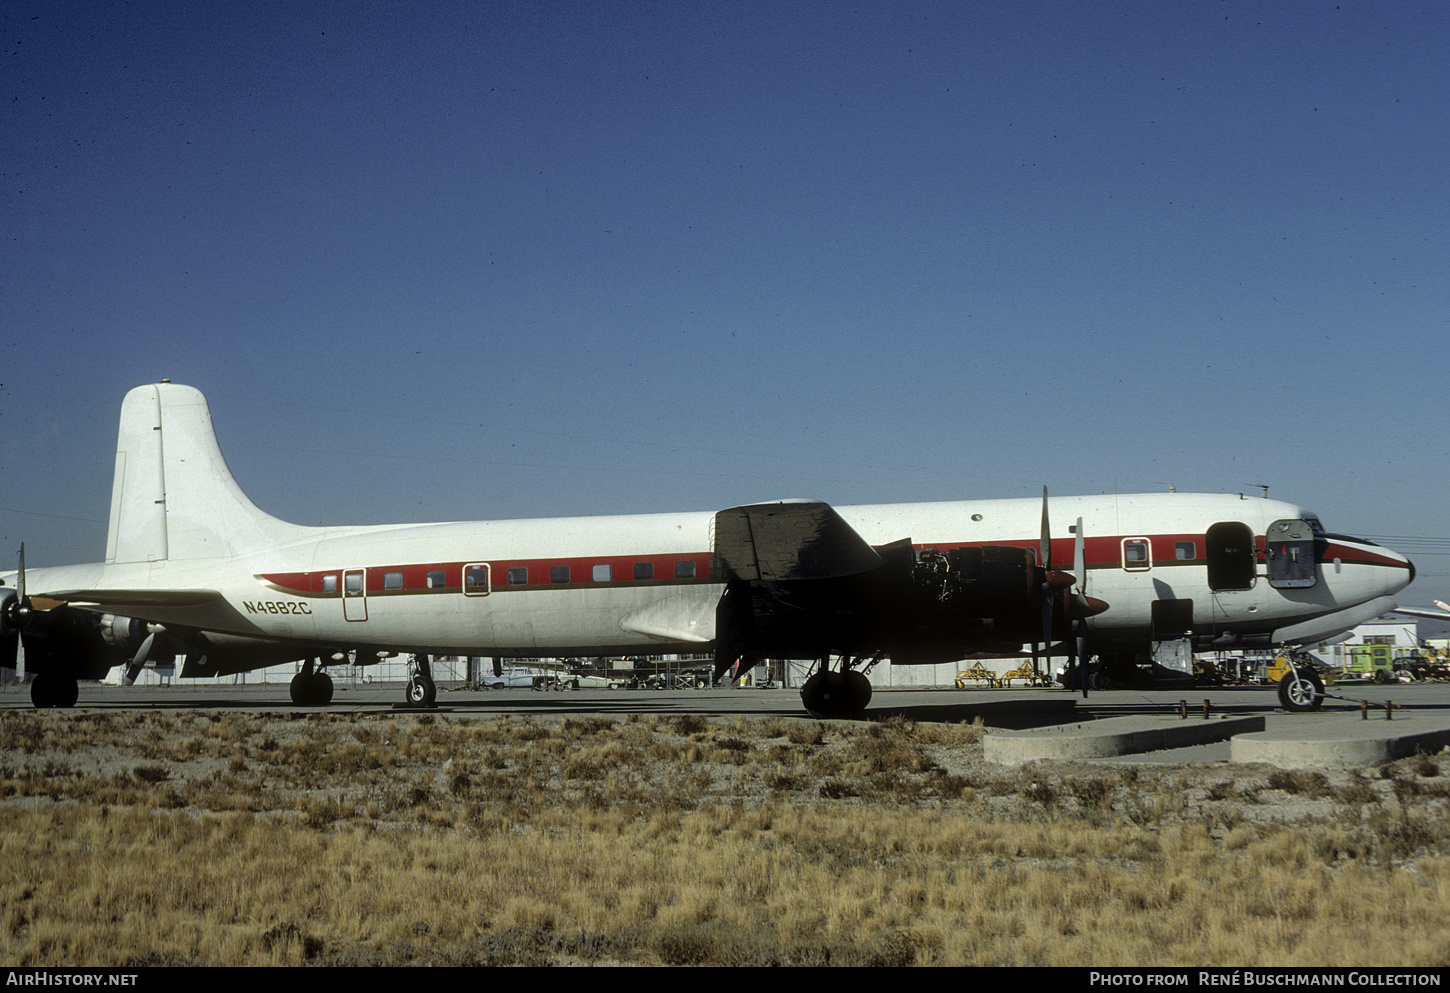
[3,1,1448,605]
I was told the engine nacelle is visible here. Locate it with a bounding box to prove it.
[99,613,150,652]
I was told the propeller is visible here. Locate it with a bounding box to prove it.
[1,545,30,671]
[1068,517,1089,697]
[1032,488,1053,679]
[712,580,754,685]
[1033,489,1084,686]
[122,630,158,685]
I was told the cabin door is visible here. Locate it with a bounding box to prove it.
[343,569,368,622]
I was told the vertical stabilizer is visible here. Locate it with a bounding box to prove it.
[106,386,168,563]
[106,383,313,562]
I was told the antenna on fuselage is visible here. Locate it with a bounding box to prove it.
[1244,483,1269,499]
[1154,482,1177,493]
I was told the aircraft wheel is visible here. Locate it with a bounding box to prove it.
[314,672,334,705]
[801,669,847,719]
[30,673,55,708]
[30,673,78,709]
[406,673,437,708]
[842,670,873,713]
[1277,668,1325,712]
[289,673,310,706]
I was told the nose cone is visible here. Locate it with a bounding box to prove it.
[1327,534,1415,602]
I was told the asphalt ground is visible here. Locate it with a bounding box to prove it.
[6,678,1450,768]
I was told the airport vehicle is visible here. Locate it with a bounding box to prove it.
[568,673,625,690]
[477,667,542,690]
[0,382,1416,716]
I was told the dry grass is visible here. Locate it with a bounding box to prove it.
[2,711,1449,966]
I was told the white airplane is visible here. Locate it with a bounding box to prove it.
[0,382,1416,715]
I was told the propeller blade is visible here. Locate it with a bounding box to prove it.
[16,543,24,604]
[1073,517,1085,592]
[123,631,157,686]
[1039,487,1051,571]
[1040,583,1052,659]
[1077,615,1089,698]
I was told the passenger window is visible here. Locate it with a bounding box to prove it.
[384,571,403,590]
[635,562,654,581]
[1175,542,1195,560]
[551,566,571,584]
[464,565,489,595]
[427,570,446,589]
[507,567,528,585]
[1122,539,1150,571]
[676,560,696,579]
[593,564,611,582]
[345,573,364,594]
[322,575,338,593]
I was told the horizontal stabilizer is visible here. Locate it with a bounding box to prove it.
[713,501,884,582]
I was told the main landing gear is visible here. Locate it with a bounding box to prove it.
[289,657,334,706]
[800,654,879,719]
[30,671,80,709]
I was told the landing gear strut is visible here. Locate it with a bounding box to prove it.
[405,653,437,708]
[800,655,877,719]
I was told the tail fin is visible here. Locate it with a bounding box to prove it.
[106,383,314,562]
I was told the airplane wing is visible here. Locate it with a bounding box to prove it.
[625,502,892,648]
[1392,600,1450,622]
[34,589,223,610]
[712,500,885,582]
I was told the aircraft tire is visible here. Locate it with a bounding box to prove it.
[407,673,437,708]
[842,670,872,714]
[30,673,55,708]
[29,672,78,709]
[314,672,334,705]
[801,669,846,719]
[1277,668,1325,712]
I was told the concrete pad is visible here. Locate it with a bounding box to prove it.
[1231,714,1450,768]
[985,715,1265,764]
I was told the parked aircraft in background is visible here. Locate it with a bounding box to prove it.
[1394,600,1450,622]
[0,383,1415,715]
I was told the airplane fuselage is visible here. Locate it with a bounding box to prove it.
[9,492,1411,667]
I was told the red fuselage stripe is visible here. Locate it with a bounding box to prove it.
[257,532,1405,597]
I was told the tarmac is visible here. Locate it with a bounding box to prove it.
[7,677,1450,769]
